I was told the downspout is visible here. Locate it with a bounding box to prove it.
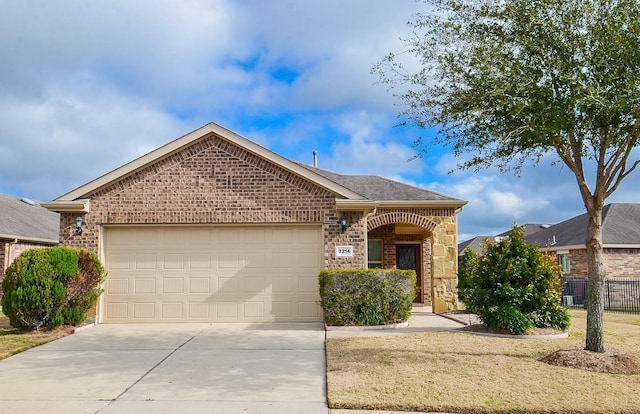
[6,237,18,269]
[1,238,17,311]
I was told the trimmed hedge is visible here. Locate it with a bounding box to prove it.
[1,246,105,329]
[319,269,416,326]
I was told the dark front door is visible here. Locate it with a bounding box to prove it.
[396,244,421,303]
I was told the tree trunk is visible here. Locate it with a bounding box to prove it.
[585,206,605,352]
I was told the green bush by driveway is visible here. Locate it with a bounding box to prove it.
[319,269,415,326]
[2,246,105,329]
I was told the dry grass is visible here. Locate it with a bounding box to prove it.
[0,311,70,360]
[326,310,640,413]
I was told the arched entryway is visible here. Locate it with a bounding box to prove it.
[367,212,436,306]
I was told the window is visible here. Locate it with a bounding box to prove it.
[558,253,571,273]
[368,239,383,268]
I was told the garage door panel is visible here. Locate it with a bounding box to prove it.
[163,254,185,269]
[107,278,130,295]
[189,253,212,269]
[189,277,210,294]
[135,253,157,270]
[162,302,184,319]
[134,278,156,294]
[162,277,184,294]
[103,225,322,323]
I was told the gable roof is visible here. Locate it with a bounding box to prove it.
[0,194,59,243]
[525,203,640,249]
[45,122,466,212]
[50,123,366,204]
[299,165,466,207]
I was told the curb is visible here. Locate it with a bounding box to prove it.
[325,321,409,331]
[455,329,569,340]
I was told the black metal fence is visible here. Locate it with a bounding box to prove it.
[562,279,640,313]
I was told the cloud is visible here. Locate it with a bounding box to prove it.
[0,78,192,199]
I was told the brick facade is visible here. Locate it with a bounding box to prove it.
[58,134,364,268]
[54,130,462,314]
[561,248,640,279]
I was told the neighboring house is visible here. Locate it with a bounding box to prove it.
[0,194,60,300]
[43,123,467,323]
[525,203,640,280]
[458,224,550,256]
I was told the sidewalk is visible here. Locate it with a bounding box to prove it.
[325,308,465,339]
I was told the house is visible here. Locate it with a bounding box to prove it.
[458,224,550,256]
[0,194,60,299]
[42,123,467,323]
[525,203,640,280]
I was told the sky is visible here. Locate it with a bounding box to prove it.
[2,0,640,242]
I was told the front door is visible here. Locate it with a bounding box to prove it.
[396,244,421,303]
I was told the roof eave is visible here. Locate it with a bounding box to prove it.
[41,199,91,213]
[54,123,366,202]
[335,199,468,211]
[0,233,59,244]
[376,200,468,209]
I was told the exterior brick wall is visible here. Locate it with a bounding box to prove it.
[55,131,461,312]
[560,248,640,280]
[604,248,640,279]
[58,133,362,269]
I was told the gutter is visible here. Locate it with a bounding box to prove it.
[0,233,59,245]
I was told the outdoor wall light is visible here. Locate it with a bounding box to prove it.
[340,213,348,233]
[75,216,83,235]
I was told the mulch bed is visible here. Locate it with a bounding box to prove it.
[540,349,640,375]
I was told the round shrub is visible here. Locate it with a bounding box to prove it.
[458,225,570,334]
[1,246,105,329]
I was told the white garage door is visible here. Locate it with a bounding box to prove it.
[102,225,323,323]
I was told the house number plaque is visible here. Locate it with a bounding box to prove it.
[336,245,354,257]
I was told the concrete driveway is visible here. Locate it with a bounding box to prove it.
[0,322,328,414]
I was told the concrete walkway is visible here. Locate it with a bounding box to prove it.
[0,322,328,413]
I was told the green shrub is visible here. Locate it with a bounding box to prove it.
[458,225,570,334]
[319,269,416,326]
[1,247,105,329]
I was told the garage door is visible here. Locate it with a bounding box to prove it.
[102,225,323,323]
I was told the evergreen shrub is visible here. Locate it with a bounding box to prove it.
[319,269,416,326]
[458,225,570,335]
[1,246,105,329]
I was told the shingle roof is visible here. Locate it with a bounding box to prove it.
[0,194,60,242]
[458,236,494,255]
[299,165,465,202]
[458,224,552,255]
[525,203,640,247]
[496,223,552,238]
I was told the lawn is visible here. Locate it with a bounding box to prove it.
[326,310,640,413]
[0,310,69,361]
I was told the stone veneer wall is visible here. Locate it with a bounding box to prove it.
[57,133,366,270]
[367,208,460,312]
